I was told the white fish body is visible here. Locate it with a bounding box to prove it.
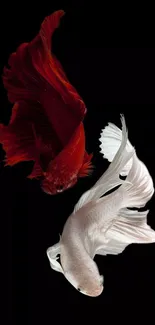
[47,115,155,297]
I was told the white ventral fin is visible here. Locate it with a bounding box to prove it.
[46,242,64,274]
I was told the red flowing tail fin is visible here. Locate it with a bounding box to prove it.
[2,10,86,119]
[0,102,35,166]
[0,101,61,179]
[2,10,87,148]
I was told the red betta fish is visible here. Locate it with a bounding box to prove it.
[0,10,93,194]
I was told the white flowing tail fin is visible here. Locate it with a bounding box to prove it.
[120,154,154,208]
[96,208,155,256]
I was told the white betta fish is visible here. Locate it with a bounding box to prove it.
[46,115,155,297]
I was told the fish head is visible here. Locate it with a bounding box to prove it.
[63,262,104,297]
[64,270,104,297]
[40,122,92,195]
[41,172,77,195]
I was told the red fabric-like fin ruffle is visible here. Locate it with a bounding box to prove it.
[1,10,91,186]
[0,101,62,174]
[2,10,87,148]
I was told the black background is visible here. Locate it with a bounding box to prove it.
[1,1,155,323]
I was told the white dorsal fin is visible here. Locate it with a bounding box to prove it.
[99,119,133,176]
[74,115,135,213]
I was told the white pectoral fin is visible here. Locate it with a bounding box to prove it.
[46,242,64,274]
[96,209,155,256]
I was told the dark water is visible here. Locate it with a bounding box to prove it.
[1,2,155,323]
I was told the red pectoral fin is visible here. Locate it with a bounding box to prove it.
[78,152,93,177]
[27,161,44,179]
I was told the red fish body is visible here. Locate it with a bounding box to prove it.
[0,10,92,194]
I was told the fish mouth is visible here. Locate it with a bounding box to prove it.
[84,286,104,297]
[41,180,64,195]
[56,189,63,193]
[41,177,76,195]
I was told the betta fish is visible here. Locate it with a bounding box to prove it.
[46,115,155,297]
[0,10,92,194]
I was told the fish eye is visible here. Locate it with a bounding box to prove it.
[77,288,81,292]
